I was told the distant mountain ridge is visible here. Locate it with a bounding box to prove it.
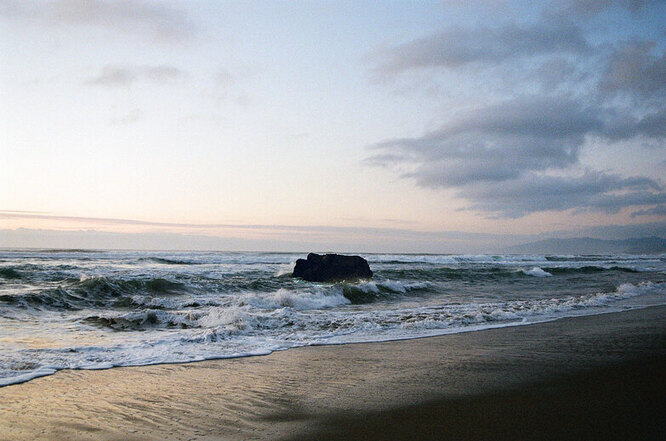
[506,236,666,255]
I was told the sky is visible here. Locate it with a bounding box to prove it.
[0,0,665,252]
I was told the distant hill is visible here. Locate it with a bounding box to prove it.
[506,236,666,255]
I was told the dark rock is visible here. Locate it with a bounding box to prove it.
[292,253,373,282]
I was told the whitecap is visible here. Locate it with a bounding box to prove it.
[522,267,553,277]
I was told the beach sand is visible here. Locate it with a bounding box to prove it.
[1,306,665,441]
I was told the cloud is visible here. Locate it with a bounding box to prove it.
[371,22,591,76]
[529,58,584,90]
[601,108,666,140]
[551,0,658,17]
[599,41,666,102]
[631,204,666,217]
[368,2,664,105]
[367,94,664,189]
[368,96,598,186]
[458,171,664,218]
[0,211,436,234]
[85,65,185,87]
[0,0,194,42]
[366,95,665,216]
[365,1,665,218]
[0,211,534,253]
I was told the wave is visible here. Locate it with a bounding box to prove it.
[544,255,608,262]
[0,276,188,310]
[544,265,639,274]
[242,288,351,310]
[0,273,429,313]
[0,267,22,280]
[340,280,432,304]
[2,279,663,387]
[85,281,665,335]
[140,257,197,265]
[461,282,663,324]
[239,280,431,310]
[379,264,641,282]
[378,266,519,282]
[76,276,186,296]
[344,281,666,335]
[82,280,435,332]
[0,288,85,309]
[542,255,648,262]
[83,309,195,330]
[369,254,550,265]
[521,267,553,277]
[365,254,560,265]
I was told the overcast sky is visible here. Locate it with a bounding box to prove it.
[1,0,664,252]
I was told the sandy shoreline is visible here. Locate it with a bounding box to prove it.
[1,306,665,440]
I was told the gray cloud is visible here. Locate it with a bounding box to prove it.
[631,204,666,217]
[601,108,666,140]
[369,2,664,107]
[372,22,591,76]
[85,65,185,87]
[599,41,666,102]
[529,58,585,90]
[369,96,596,185]
[367,95,665,216]
[367,95,664,189]
[366,1,665,218]
[0,0,194,42]
[551,0,658,17]
[458,171,664,218]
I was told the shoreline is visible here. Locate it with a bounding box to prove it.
[3,303,662,389]
[1,305,665,440]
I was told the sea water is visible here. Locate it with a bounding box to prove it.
[0,250,664,386]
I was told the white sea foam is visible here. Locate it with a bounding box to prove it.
[242,287,351,310]
[522,267,553,277]
[356,280,432,293]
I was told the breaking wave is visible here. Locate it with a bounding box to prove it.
[80,281,664,334]
[521,267,553,277]
[1,250,664,387]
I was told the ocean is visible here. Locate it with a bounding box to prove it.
[1,250,664,387]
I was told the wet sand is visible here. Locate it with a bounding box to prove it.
[1,306,665,441]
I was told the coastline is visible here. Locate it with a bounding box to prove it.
[1,306,665,440]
